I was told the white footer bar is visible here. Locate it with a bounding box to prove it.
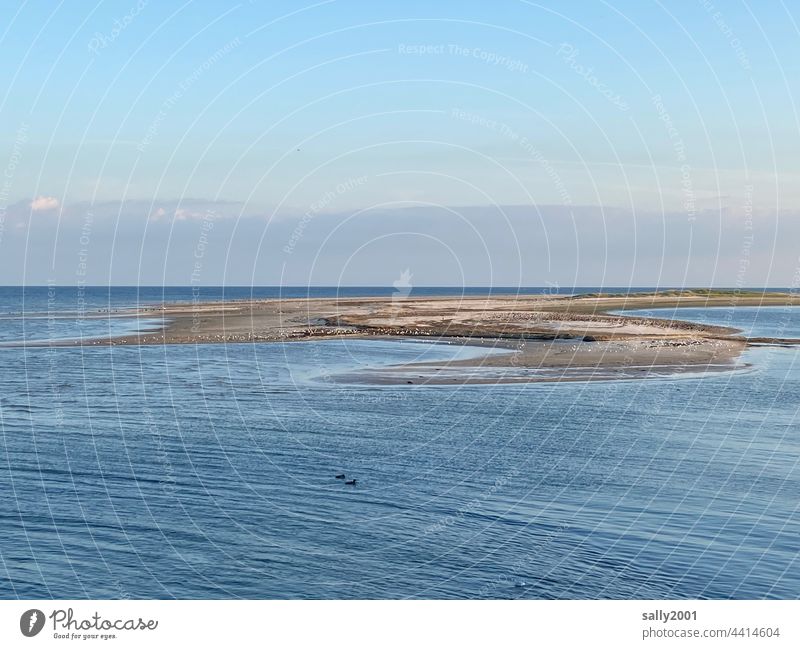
[0,600,795,648]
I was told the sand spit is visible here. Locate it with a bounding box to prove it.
[20,290,798,384]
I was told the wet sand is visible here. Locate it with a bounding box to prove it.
[54,290,800,384]
[337,336,748,385]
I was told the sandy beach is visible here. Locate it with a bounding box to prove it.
[50,290,799,384]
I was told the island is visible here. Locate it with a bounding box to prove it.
[56,289,798,384]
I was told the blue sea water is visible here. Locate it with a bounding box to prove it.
[618,305,800,339]
[0,288,798,599]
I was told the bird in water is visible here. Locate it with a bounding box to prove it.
[344,479,357,486]
[335,473,345,479]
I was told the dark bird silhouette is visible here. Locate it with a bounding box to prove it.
[344,479,357,486]
[335,473,345,479]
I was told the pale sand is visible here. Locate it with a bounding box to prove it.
[335,337,748,385]
[51,290,800,385]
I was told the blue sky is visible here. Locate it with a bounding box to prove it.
[1,1,798,285]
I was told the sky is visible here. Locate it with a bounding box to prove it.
[1,0,799,286]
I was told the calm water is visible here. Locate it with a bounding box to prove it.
[619,305,800,339]
[1,288,798,599]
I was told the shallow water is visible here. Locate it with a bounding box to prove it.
[618,305,800,339]
[1,289,798,599]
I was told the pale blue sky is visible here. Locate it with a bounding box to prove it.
[1,1,798,285]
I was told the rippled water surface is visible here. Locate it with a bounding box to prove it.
[1,288,798,598]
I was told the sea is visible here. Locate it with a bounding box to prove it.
[0,286,798,599]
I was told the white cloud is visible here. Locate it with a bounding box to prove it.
[174,207,220,221]
[30,196,60,211]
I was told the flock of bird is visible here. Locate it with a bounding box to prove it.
[335,473,357,486]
